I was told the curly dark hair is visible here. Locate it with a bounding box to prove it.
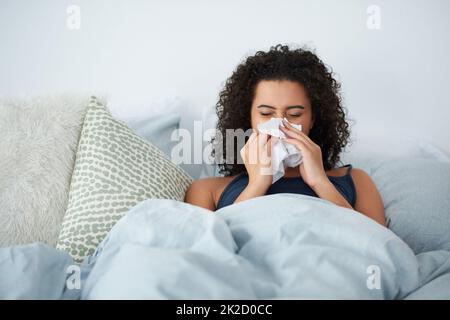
[212,44,352,177]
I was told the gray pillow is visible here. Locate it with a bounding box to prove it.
[126,113,181,157]
[56,97,193,263]
[358,158,450,254]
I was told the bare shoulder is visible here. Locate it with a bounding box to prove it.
[184,175,238,211]
[327,166,379,194]
[187,176,236,195]
[349,167,373,184]
[348,167,386,226]
[349,167,381,195]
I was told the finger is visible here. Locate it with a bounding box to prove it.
[262,136,272,159]
[283,120,315,144]
[281,126,302,141]
[248,131,258,143]
[257,132,269,148]
[283,138,310,152]
[246,133,259,164]
[244,132,256,150]
[281,120,303,135]
[280,125,313,147]
[282,119,303,133]
[268,135,278,148]
[266,136,278,157]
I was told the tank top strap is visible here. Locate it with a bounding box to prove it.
[345,164,353,175]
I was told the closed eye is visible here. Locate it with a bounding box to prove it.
[260,112,272,116]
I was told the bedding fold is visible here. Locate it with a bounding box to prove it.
[1,193,449,299]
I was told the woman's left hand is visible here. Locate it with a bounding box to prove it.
[279,119,329,190]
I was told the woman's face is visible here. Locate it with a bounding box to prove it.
[250,80,314,135]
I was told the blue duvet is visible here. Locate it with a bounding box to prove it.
[1,194,449,299]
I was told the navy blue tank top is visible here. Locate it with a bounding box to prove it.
[216,164,356,210]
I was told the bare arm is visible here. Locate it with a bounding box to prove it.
[311,179,354,210]
[350,169,386,226]
[184,180,216,211]
[234,131,274,204]
[311,168,385,226]
[234,182,269,204]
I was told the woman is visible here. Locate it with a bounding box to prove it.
[185,44,385,226]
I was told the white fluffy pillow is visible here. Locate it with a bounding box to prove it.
[0,95,89,246]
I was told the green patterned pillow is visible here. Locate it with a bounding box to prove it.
[56,96,193,262]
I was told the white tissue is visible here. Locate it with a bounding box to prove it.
[257,117,303,184]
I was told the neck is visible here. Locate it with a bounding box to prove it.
[283,166,301,178]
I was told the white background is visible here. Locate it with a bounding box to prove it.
[1,0,449,170]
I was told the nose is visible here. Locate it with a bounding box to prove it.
[274,112,286,119]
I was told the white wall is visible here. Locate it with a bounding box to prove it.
[1,0,449,165]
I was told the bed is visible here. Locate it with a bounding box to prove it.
[0,96,449,299]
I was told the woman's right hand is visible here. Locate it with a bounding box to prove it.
[240,131,276,191]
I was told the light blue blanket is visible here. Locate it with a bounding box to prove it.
[1,194,449,299]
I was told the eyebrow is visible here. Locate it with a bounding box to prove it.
[257,104,305,110]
